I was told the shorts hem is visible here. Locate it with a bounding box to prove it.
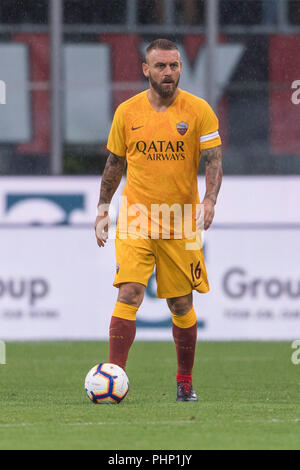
[113,279,148,289]
[157,285,210,299]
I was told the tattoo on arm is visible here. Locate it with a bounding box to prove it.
[202,145,222,205]
[98,152,126,206]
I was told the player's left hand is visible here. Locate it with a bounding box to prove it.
[196,199,215,230]
[200,198,215,231]
[95,205,111,247]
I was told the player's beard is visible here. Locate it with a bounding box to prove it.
[149,73,180,98]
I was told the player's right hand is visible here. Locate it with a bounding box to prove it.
[95,209,110,247]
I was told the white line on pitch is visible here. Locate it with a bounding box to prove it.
[0,420,195,428]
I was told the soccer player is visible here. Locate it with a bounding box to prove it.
[95,38,222,402]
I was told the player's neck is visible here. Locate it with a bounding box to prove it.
[147,88,179,112]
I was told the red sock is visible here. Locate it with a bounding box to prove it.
[172,322,197,383]
[109,316,136,370]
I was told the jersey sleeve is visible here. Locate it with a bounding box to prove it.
[107,105,126,157]
[200,101,222,150]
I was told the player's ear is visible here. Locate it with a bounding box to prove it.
[142,62,149,78]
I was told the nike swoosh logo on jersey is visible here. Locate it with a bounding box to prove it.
[194,282,202,288]
[131,126,144,131]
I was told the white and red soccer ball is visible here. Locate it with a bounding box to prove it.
[84,363,129,404]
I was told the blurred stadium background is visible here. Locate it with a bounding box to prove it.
[0,0,300,342]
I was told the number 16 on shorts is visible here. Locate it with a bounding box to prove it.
[190,261,201,283]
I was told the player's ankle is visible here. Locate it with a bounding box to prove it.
[176,373,192,383]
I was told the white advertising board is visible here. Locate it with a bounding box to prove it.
[194,227,300,339]
[0,176,299,340]
[0,226,299,341]
[0,228,115,340]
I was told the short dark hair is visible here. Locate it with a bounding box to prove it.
[145,39,179,61]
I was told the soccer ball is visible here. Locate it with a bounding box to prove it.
[84,363,129,404]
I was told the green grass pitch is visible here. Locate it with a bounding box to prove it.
[0,341,299,450]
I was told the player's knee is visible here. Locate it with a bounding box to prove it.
[117,282,145,308]
[167,294,192,316]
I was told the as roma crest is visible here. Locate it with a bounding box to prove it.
[176,121,188,136]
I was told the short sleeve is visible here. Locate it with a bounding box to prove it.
[200,101,222,150]
[107,105,126,157]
